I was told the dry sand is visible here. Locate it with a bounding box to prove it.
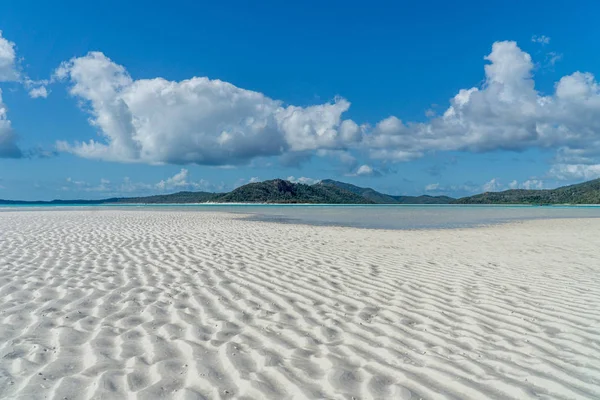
[0,210,599,399]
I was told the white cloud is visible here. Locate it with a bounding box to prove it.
[364,41,600,169]
[63,170,215,195]
[497,179,545,190]
[0,32,49,158]
[482,178,502,192]
[356,164,374,176]
[155,168,212,191]
[545,52,562,67]
[344,163,382,177]
[233,176,264,188]
[548,164,600,181]
[356,164,379,177]
[156,168,191,190]
[0,31,18,82]
[0,89,21,158]
[286,176,320,185]
[48,40,600,172]
[521,179,544,190]
[28,86,48,99]
[0,31,21,158]
[531,35,551,45]
[422,182,480,196]
[433,178,545,195]
[365,42,541,156]
[0,32,50,99]
[54,52,360,165]
[66,177,86,186]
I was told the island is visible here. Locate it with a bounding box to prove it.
[2,178,600,205]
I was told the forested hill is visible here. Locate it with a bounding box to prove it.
[217,179,372,204]
[319,179,454,204]
[455,179,600,204]
[4,178,600,205]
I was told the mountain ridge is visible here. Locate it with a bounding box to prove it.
[455,178,600,204]
[319,179,454,204]
[3,178,600,205]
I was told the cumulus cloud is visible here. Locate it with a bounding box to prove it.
[54,52,360,165]
[424,109,436,117]
[422,182,480,196]
[0,89,22,158]
[156,169,191,190]
[0,32,22,158]
[68,177,152,194]
[364,41,600,169]
[425,183,440,191]
[545,52,562,67]
[49,41,600,172]
[28,86,49,99]
[353,164,382,177]
[492,178,545,191]
[365,41,544,157]
[521,179,544,190]
[0,32,52,158]
[548,164,600,181]
[531,35,551,45]
[286,176,320,185]
[0,31,18,82]
[356,164,374,176]
[482,178,502,192]
[63,170,215,195]
[0,32,50,97]
[155,168,213,191]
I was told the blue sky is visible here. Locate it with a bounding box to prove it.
[1,0,600,200]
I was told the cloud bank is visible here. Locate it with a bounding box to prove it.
[54,52,360,165]
[3,32,600,186]
[0,32,21,158]
[51,41,600,180]
[63,168,216,195]
[0,89,21,158]
[0,31,18,82]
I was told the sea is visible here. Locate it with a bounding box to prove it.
[2,203,600,230]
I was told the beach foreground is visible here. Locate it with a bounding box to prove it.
[0,210,599,399]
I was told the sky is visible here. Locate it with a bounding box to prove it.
[1,0,600,200]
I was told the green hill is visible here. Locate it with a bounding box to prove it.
[5,177,600,206]
[455,179,600,204]
[319,179,454,204]
[217,179,373,204]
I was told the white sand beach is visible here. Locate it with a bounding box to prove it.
[0,210,599,400]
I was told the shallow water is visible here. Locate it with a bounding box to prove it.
[235,204,600,229]
[3,204,600,229]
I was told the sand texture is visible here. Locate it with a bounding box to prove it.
[0,210,599,399]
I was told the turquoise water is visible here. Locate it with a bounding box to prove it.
[2,204,600,229]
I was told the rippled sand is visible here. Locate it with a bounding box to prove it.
[0,210,599,399]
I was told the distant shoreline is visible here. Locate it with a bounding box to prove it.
[4,203,600,231]
[3,177,600,205]
[4,202,600,207]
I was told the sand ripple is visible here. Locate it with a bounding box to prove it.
[0,210,599,399]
